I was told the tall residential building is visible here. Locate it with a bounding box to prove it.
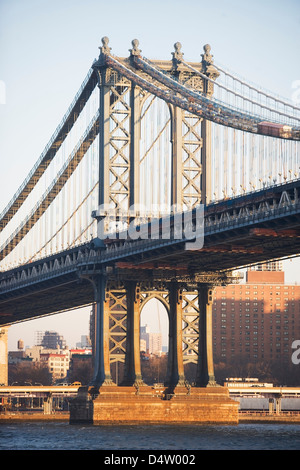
[213,269,300,364]
[140,325,162,355]
[35,331,67,350]
[76,335,92,349]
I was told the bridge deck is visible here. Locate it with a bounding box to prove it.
[0,179,299,325]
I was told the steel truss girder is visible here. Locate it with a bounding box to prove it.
[181,112,203,208]
[108,85,131,209]
[106,283,127,363]
[103,282,220,367]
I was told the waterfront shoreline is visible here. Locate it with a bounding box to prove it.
[1,411,300,424]
[238,412,300,424]
[0,412,69,422]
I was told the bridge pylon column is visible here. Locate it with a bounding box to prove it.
[129,83,141,208]
[90,274,115,388]
[171,105,183,207]
[122,282,144,386]
[166,282,186,390]
[93,37,133,215]
[0,327,8,386]
[200,44,219,205]
[195,284,216,387]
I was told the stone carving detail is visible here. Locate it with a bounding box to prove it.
[200,44,219,93]
[99,36,111,56]
[129,39,141,56]
[172,41,184,70]
[201,44,214,66]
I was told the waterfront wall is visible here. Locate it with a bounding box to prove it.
[0,412,69,422]
[69,386,240,425]
[2,410,300,424]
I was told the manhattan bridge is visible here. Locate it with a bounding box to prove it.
[0,38,299,397]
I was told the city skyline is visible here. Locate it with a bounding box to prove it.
[7,299,169,352]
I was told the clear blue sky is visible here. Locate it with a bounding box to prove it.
[0,0,299,350]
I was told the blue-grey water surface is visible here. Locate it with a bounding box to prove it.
[0,422,299,450]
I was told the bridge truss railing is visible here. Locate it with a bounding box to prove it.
[213,61,300,126]
[0,69,98,231]
[122,53,300,137]
[0,74,100,270]
[1,179,299,294]
[106,50,300,201]
[141,55,300,128]
[0,111,100,260]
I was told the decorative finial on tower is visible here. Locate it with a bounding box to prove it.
[172,42,184,71]
[129,39,141,56]
[99,36,111,56]
[173,42,184,61]
[200,44,219,93]
[201,44,214,67]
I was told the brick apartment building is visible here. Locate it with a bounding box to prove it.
[213,264,300,365]
[39,352,70,382]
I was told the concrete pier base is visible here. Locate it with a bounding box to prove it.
[69,385,239,425]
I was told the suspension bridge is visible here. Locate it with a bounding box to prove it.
[0,38,299,424]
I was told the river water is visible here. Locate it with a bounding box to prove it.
[0,422,299,450]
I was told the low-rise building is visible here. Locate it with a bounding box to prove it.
[40,352,70,382]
